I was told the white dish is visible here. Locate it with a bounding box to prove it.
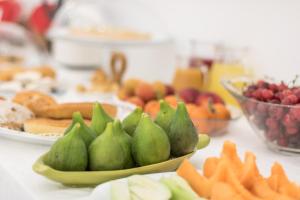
[57,93,136,120]
[0,99,135,145]
[50,35,174,70]
[0,127,58,145]
[88,172,174,200]
[88,156,300,200]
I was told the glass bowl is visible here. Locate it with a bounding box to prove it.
[192,105,241,136]
[222,76,300,154]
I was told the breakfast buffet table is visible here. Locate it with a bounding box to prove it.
[1,1,300,198]
[0,117,299,200]
[0,60,300,200]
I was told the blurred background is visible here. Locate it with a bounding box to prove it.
[5,0,299,81]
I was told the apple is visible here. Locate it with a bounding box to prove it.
[179,88,200,103]
[165,84,175,96]
[195,92,224,106]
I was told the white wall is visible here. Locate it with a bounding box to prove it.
[140,0,300,81]
[22,0,300,81]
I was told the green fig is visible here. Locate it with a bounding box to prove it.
[45,123,88,171]
[89,120,134,170]
[154,100,175,133]
[122,107,143,136]
[169,102,198,156]
[64,112,96,146]
[90,102,113,136]
[132,114,170,166]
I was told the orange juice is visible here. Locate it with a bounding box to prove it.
[207,63,250,106]
[172,68,203,91]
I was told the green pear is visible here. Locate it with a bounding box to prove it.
[89,120,134,170]
[154,100,175,133]
[122,107,143,136]
[64,112,96,146]
[169,102,198,156]
[132,114,170,166]
[45,123,88,171]
[90,102,113,136]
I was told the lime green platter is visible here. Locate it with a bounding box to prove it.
[33,134,210,187]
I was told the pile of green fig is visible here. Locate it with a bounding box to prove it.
[44,100,205,171]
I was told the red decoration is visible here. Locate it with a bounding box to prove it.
[0,0,21,22]
[28,2,57,35]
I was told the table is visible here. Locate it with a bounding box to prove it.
[0,117,299,200]
[1,62,300,199]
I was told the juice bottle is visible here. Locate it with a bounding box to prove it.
[207,46,252,106]
[172,67,203,91]
[208,63,248,106]
[172,41,206,92]
[185,40,215,91]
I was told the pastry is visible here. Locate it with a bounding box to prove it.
[13,72,57,93]
[0,66,25,81]
[39,103,117,119]
[0,100,34,130]
[77,69,119,93]
[0,66,56,81]
[77,53,126,94]
[13,91,117,119]
[0,55,24,65]
[13,91,57,117]
[91,69,108,85]
[71,27,151,41]
[32,66,56,79]
[0,66,57,94]
[24,118,90,136]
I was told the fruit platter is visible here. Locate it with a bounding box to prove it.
[33,102,210,186]
[118,78,241,136]
[89,141,300,200]
[1,2,300,199]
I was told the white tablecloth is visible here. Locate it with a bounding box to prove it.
[0,62,299,199]
[0,117,299,200]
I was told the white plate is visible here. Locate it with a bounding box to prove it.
[0,99,135,146]
[88,172,174,200]
[0,127,58,145]
[57,94,136,120]
[88,156,300,200]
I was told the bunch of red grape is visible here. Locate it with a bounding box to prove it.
[243,80,300,148]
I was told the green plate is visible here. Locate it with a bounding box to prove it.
[33,134,210,187]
